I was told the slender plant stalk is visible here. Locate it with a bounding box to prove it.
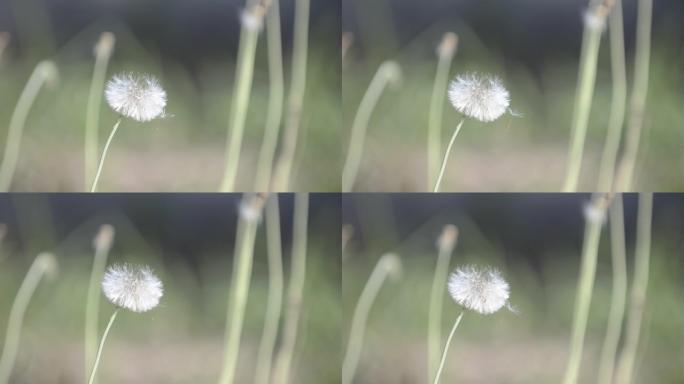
[87,309,119,384]
[613,0,652,191]
[219,1,268,192]
[597,194,627,384]
[90,118,122,192]
[341,61,400,192]
[0,32,9,61]
[433,119,464,192]
[428,32,458,190]
[254,197,284,384]
[270,0,310,191]
[561,1,609,192]
[271,193,309,384]
[218,195,265,384]
[428,225,458,382]
[562,194,609,384]
[614,192,652,384]
[0,252,56,384]
[84,32,115,191]
[596,0,627,192]
[84,225,115,382]
[342,253,399,384]
[0,61,57,191]
[254,0,285,192]
[432,311,464,384]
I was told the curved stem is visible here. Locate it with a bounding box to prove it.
[87,309,119,384]
[432,311,464,384]
[90,118,122,193]
[433,119,464,192]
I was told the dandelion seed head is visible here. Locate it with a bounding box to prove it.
[448,265,510,315]
[102,263,163,313]
[448,72,510,122]
[105,72,167,122]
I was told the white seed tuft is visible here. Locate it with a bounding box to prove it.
[105,72,167,122]
[102,263,163,313]
[448,265,510,315]
[448,72,510,122]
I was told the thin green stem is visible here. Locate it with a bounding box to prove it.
[90,118,122,192]
[84,32,115,191]
[270,0,310,191]
[254,197,284,384]
[271,193,309,384]
[87,309,119,384]
[433,119,464,192]
[0,253,56,384]
[432,311,464,384]
[614,192,652,384]
[254,0,285,192]
[0,61,57,191]
[597,194,627,384]
[342,61,400,192]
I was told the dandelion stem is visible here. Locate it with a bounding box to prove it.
[432,311,464,384]
[597,194,627,384]
[613,0,652,192]
[90,118,122,192]
[254,196,284,384]
[254,0,285,192]
[341,61,399,192]
[614,192,652,384]
[270,0,310,191]
[0,61,56,191]
[272,193,309,384]
[87,309,119,384]
[84,32,115,191]
[428,33,458,190]
[342,253,397,384]
[433,119,464,192]
[0,253,55,384]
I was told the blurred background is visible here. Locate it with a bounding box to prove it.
[0,193,340,383]
[0,0,340,191]
[342,193,684,383]
[343,0,684,191]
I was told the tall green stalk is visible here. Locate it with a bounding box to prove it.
[87,309,119,384]
[614,192,652,384]
[90,118,122,192]
[341,61,400,192]
[431,311,464,384]
[254,196,284,384]
[433,119,464,192]
[0,253,57,384]
[0,61,58,191]
[427,33,458,190]
[271,193,309,384]
[84,32,115,191]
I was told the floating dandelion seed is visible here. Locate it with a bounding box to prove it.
[447,265,511,315]
[105,72,167,122]
[102,263,163,313]
[448,72,510,123]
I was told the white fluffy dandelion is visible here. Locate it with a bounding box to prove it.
[105,72,167,122]
[447,265,511,315]
[102,263,163,313]
[448,72,510,123]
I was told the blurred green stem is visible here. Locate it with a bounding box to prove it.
[272,193,309,384]
[614,0,652,191]
[90,118,122,192]
[271,0,310,191]
[254,196,284,384]
[431,311,464,384]
[614,192,652,384]
[254,0,284,192]
[87,309,119,384]
[0,253,55,384]
[84,32,115,191]
[597,194,627,384]
[433,119,464,192]
[0,61,56,191]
